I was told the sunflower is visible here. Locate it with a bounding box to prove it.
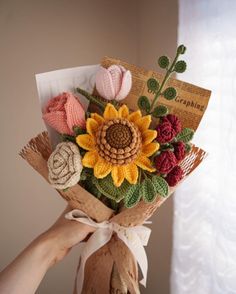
[76,103,159,187]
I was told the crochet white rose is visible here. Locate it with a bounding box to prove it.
[47,142,82,190]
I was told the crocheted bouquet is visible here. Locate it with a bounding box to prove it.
[21,45,211,294]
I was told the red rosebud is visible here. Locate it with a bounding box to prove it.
[156,121,176,143]
[166,165,184,187]
[162,114,182,134]
[174,141,186,161]
[155,150,177,174]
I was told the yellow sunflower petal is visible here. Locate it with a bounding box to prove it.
[82,150,98,168]
[118,104,129,118]
[135,115,151,132]
[94,157,112,179]
[86,118,99,137]
[103,103,118,120]
[142,142,160,157]
[76,134,95,150]
[111,166,125,187]
[91,113,104,125]
[142,130,157,145]
[135,153,156,172]
[123,163,138,184]
[128,110,142,123]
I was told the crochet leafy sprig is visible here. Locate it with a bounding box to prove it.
[137,44,187,117]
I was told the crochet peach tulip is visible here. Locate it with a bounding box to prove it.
[43,92,85,135]
[95,65,132,101]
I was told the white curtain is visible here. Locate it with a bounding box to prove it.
[171,1,236,293]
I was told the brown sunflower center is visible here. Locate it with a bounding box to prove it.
[106,123,132,148]
[96,118,142,165]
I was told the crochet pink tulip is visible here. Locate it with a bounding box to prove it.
[95,65,132,101]
[43,92,85,135]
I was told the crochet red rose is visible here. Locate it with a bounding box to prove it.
[162,114,182,135]
[43,92,85,135]
[166,165,184,187]
[156,121,176,143]
[155,150,177,174]
[173,141,186,161]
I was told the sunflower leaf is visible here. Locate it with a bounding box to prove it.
[176,128,194,143]
[124,184,142,208]
[141,178,157,203]
[93,175,131,202]
[185,143,192,153]
[73,125,86,136]
[61,134,76,143]
[151,176,169,197]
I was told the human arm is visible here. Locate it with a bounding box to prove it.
[0,206,94,294]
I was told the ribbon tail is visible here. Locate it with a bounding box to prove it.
[117,228,151,287]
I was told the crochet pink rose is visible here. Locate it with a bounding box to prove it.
[95,65,132,101]
[43,92,85,135]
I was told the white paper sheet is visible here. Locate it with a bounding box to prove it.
[35,64,99,146]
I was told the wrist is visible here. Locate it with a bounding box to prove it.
[32,233,59,269]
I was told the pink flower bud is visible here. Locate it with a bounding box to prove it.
[95,65,132,101]
[42,92,85,135]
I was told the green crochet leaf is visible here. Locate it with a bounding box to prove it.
[80,169,88,181]
[61,134,76,143]
[73,126,85,136]
[124,184,142,208]
[177,44,187,55]
[174,60,187,73]
[163,87,177,100]
[93,175,131,202]
[141,178,157,203]
[160,143,174,152]
[185,142,192,153]
[158,56,170,69]
[152,105,169,118]
[151,176,169,197]
[87,182,102,199]
[80,169,102,198]
[138,96,151,113]
[85,112,91,119]
[176,128,194,143]
[147,78,159,92]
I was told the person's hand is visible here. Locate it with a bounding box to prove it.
[38,205,95,267]
[0,205,95,294]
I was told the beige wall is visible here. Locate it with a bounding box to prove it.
[0,0,177,293]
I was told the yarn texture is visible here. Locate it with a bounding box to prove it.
[95,65,132,101]
[155,150,177,174]
[43,92,85,135]
[48,141,82,189]
[76,103,159,187]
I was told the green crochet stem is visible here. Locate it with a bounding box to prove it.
[149,49,181,114]
[76,87,106,110]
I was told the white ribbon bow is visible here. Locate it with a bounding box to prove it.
[65,209,152,294]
